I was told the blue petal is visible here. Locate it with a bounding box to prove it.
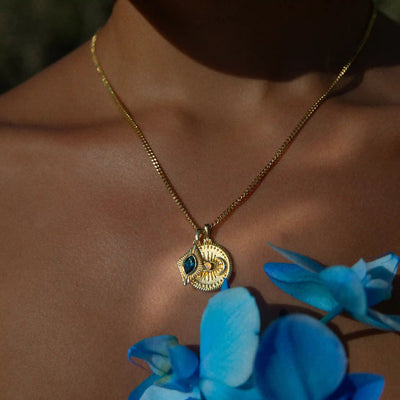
[327,374,384,400]
[320,266,367,315]
[351,259,367,280]
[158,345,199,392]
[200,379,264,400]
[354,309,400,331]
[364,278,392,307]
[265,262,339,311]
[365,252,399,281]
[221,279,230,291]
[168,345,199,380]
[128,335,178,375]
[128,374,159,400]
[200,287,260,387]
[268,243,325,272]
[364,253,399,306]
[140,385,202,400]
[255,314,347,400]
[345,374,385,400]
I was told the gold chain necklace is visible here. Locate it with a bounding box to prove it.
[91,7,376,291]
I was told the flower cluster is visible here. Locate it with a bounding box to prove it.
[127,247,399,400]
[264,244,400,330]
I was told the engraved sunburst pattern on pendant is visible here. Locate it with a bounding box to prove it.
[178,238,233,292]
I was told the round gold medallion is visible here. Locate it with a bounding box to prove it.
[190,241,232,291]
[177,226,233,292]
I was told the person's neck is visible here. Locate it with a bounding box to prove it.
[97,0,373,118]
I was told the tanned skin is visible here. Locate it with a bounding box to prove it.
[0,0,399,398]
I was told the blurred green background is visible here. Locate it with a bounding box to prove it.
[0,0,399,95]
[0,0,113,94]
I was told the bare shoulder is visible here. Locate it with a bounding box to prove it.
[0,36,125,204]
[334,12,400,151]
[0,37,108,127]
[0,38,104,164]
[0,38,134,251]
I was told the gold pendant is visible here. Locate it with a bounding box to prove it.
[177,225,233,291]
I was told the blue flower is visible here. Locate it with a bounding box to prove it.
[127,286,385,400]
[127,287,262,400]
[264,243,400,330]
[255,314,384,400]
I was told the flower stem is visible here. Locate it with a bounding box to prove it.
[320,306,344,324]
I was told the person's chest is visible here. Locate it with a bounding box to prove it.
[1,106,400,399]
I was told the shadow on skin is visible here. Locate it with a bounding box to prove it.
[248,286,399,358]
[128,0,400,81]
[372,275,400,315]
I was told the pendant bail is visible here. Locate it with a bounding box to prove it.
[195,224,211,243]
